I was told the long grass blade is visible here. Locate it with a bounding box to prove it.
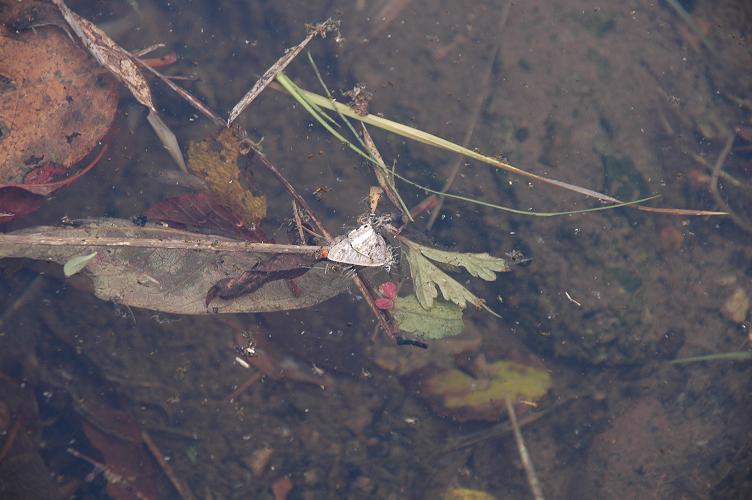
[279,73,664,217]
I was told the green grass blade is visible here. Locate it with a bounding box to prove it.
[279,73,656,217]
[670,351,752,365]
[282,81,622,204]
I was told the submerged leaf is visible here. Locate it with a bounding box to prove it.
[392,295,464,339]
[422,360,551,421]
[63,252,98,277]
[145,192,266,241]
[205,253,318,305]
[0,24,117,185]
[187,127,267,228]
[405,244,499,316]
[147,111,187,173]
[0,219,351,314]
[442,488,496,500]
[414,244,510,281]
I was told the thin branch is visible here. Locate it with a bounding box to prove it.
[227,19,340,125]
[0,233,323,255]
[709,132,750,231]
[135,58,226,128]
[142,431,197,500]
[505,398,545,500]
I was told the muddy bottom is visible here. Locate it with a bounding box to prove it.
[1,0,751,499]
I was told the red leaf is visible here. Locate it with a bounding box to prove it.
[375,297,394,310]
[81,406,158,500]
[23,163,69,184]
[378,281,398,300]
[146,192,268,242]
[0,144,108,196]
[0,187,45,222]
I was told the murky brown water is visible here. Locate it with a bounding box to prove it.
[1,0,751,498]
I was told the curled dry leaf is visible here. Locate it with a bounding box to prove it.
[51,0,187,172]
[0,219,352,314]
[205,253,319,306]
[51,0,155,111]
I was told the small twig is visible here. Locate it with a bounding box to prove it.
[425,1,511,230]
[226,371,263,401]
[135,58,226,129]
[709,132,751,232]
[141,431,197,500]
[133,43,166,57]
[227,19,340,125]
[67,447,150,499]
[292,201,306,244]
[505,398,545,500]
[361,125,412,222]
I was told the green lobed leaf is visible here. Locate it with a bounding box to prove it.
[392,295,464,339]
[405,244,500,317]
[415,244,510,281]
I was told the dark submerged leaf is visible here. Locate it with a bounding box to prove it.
[0,219,352,314]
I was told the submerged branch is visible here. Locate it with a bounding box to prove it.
[0,233,322,256]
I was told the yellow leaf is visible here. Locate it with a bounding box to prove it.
[187,128,266,227]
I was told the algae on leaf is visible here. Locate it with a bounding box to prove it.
[187,127,267,229]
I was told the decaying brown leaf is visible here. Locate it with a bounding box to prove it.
[0,219,352,314]
[187,127,267,228]
[0,26,117,185]
[51,0,187,172]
